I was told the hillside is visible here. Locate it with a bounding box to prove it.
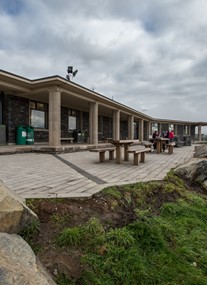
[23,166,207,285]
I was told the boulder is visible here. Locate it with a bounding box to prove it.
[194,144,207,158]
[0,233,56,285]
[175,160,207,189]
[0,180,38,234]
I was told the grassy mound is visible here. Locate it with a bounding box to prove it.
[24,171,207,285]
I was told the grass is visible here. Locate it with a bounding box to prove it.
[20,219,40,242]
[78,197,207,285]
[30,171,207,285]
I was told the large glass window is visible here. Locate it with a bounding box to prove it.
[184,125,189,135]
[68,109,77,130]
[30,101,48,128]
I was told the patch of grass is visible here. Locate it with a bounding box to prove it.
[105,227,135,248]
[185,192,207,206]
[56,226,82,247]
[25,198,40,212]
[79,191,207,285]
[20,219,40,243]
[51,213,70,225]
[29,172,207,284]
[103,186,122,199]
[83,217,104,236]
[164,170,186,190]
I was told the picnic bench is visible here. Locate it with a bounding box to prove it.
[143,142,153,151]
[90,147,115,163]
[61,137,74,143]
[127,148,151,165]
[166,142,175,154]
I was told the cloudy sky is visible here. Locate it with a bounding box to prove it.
[0,0,207,128]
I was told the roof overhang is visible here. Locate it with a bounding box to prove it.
[0,69,207,126]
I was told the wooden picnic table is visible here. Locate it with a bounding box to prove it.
[155,138,169,154]
[111,140,134,164]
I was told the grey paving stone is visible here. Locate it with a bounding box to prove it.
[0,145,197,199]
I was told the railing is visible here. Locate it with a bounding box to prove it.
[192,135,207,142]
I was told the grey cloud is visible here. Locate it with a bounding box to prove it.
[0,0,207,128]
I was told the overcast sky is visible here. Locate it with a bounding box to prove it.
[0,0,207,131]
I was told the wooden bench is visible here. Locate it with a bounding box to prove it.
[144,142,153,151]
[166,142,175,154]
[90,148,115,163]
[127,148,151,165]
[61,137,74,144]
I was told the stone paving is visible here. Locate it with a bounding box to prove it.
[0,145,196,199]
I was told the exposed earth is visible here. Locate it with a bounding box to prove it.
[25,177,192,284]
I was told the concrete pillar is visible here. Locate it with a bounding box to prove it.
[89,103,93,143]
[189,125,191,136]
[149,122,152,136]
[128,115,134,140]
[49,87,61,146]
[198,124,202,141]
[174,124,177,136]
[158,123,161,135]
[89,102,98,144]
[113,110,120,140]
[146,121,150,140]
[139,119,143,142]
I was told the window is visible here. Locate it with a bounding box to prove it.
[169,124,174,131]
[30,101,48,128]
[184,125,189,135]
[152,123,158,132]
[68,109,77,130]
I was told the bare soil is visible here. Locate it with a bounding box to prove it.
[27,183,182,283]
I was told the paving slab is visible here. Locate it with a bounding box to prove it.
[0,145,198,199]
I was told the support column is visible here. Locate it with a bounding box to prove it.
[49,87,61,146]
[198,124,202,141]
[139,119,143,142]
[89,102,98,144]
[113,110,120,140]
[149,122,152,137]
[128,115,134,140]
[158,123,161,135]
[146,121,150,140]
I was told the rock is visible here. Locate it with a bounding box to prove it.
[0,180,38,234]
[194,144,207,158]
[175,160,207,189]
[0,233,56,285]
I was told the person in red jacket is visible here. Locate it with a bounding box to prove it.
[169,130,174,142]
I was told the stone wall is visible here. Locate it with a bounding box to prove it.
[3,94,29,144]
[61,106,69,138]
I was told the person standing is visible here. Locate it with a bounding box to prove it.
[152,130,159,150]
[165,130,169,139]
[169,130,174,142]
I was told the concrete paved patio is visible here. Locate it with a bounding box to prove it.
[0,145,197,199]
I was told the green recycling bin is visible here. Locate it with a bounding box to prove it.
[26,126,34,145]
[16,125,27,145]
